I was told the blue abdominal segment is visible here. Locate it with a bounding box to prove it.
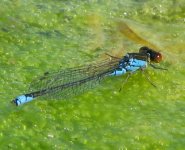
[109,68,127,76]
[13,94,34,106]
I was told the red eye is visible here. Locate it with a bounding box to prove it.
[155,53,162,63]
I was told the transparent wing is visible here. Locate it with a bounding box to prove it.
[29,57,120,100]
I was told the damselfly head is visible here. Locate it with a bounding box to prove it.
[139,46,162,63]
[154,52,162,63]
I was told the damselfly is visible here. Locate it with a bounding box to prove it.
[12,46,166,106]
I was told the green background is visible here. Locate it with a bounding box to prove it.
[0,0,184,149]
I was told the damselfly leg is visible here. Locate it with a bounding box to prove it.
[141,69,157,88]
[119,72,132,92]
[150,64,168,70]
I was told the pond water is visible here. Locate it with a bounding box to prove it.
[0,0,185,149]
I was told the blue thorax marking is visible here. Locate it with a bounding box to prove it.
[110,57,147,76]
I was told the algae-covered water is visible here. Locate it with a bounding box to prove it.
[0,0,185,149]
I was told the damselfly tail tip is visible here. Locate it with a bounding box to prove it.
[11,94,34,106]
[11,96,23,106]
[11,98,19,106]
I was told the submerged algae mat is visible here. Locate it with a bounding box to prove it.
[0,0,185,149]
